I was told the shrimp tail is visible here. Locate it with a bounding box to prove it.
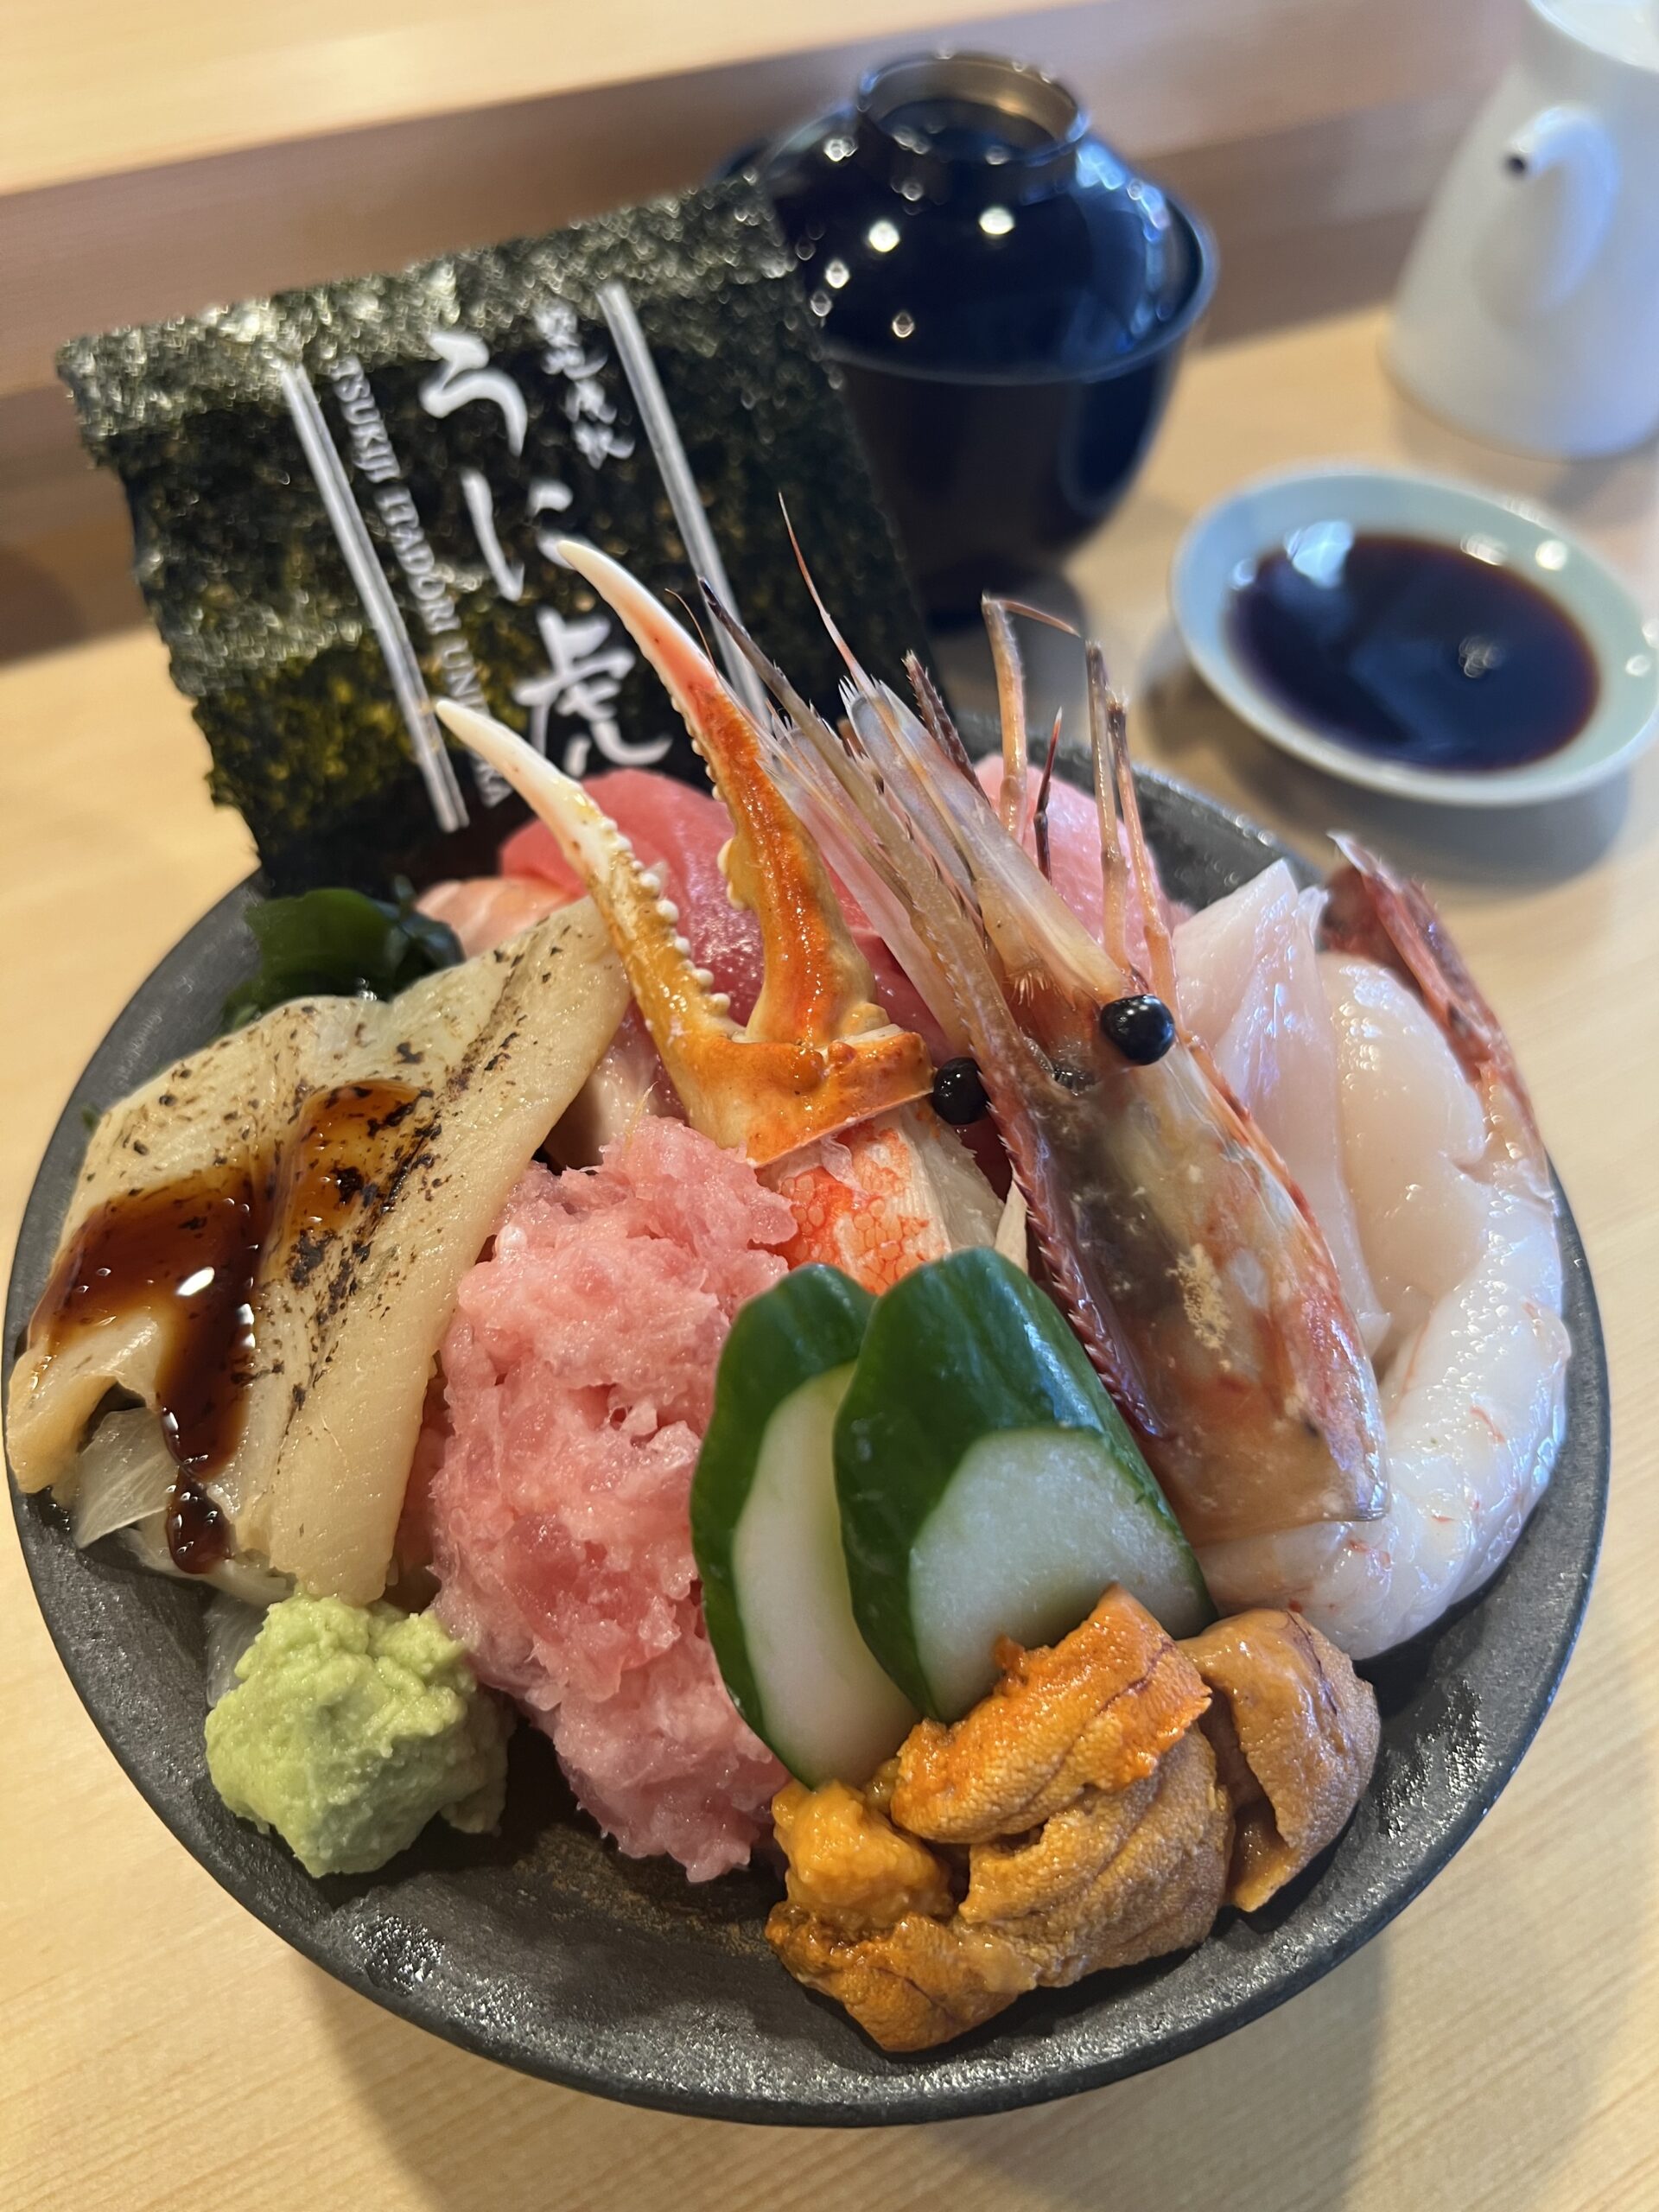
[1322,836,1545,1174]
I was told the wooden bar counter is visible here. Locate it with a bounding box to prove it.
[3,299,1656,2209]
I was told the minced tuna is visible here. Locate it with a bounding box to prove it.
[425,1116,793,1880]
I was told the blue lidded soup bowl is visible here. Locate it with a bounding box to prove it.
[752,53,1217,615]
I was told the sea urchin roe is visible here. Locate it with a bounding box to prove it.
[1183,1607,1380,1908]
[427,1116,796,1881]
[766,1590,1232,2050]
[767,1592,1378,2050]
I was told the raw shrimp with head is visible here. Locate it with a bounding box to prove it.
[702,579,1387,1554]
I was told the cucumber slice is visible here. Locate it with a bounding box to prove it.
[692,1267,916,1785]
[835,1247,1212,1719]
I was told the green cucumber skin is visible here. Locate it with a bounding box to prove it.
[691,1266,874,1749]
[834,1247,1207,1717]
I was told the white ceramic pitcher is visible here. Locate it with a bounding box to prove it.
[1389,0,1659,457]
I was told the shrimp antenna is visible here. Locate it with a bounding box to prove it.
[700,575,823,734]
[997,598,1082,637]
[1086,644,1131,968]
[905,652,977,784]
[983,599,1030,839]
[779,498,877,696]
[1086,645,1178,1005]
[1110,688,1178,1007]
[1033,709,1064,882]
[984,596,1084,845]
[666,588,718,671]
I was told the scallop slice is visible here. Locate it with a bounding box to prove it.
[1175,864,1386,1356]
[1318,951,1491,1352]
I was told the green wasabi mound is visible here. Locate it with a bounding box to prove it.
[205,1595,510,1877]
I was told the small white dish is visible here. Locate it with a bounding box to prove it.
[1170,462,1659,806]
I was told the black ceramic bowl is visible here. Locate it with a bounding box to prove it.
[4,771,1606,2124]
[753,55,1218,614]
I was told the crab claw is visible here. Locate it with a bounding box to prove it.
[439,671,933,1166]
[559,543,898,1046]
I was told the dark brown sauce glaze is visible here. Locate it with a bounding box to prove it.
[277,1081,427,1271]
[35,1169,269,1477]
[1228,529,1599,771]
[32,1079,428,1572]
[168,1476,232,1573]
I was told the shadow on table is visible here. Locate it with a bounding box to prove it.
[301,1935,1389,2209]
[1388,385,1659,538]
[938,1942,1387,2209]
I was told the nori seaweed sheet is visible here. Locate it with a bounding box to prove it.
[60,181,925,893]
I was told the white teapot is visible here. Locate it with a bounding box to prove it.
[1389,0,1659,457]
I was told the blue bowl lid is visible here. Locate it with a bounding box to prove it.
[760,54,1206,380]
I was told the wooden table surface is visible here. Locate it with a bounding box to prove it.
[3,303,1656,2210]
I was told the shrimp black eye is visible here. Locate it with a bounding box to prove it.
[931,1057,989,1125]
[1098,994,1176,1065]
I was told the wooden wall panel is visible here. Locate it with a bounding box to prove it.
[1,0,1519,655]
[1,0,1068,197]
[3,0,1516,400]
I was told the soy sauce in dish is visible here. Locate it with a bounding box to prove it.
[1228,527,1599,771]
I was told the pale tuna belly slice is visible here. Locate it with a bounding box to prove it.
[416,874,571,956]
[9,900,629,1606]
[428,1116,794,1880]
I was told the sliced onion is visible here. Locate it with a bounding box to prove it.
[67,1411,292,1608]
[113,1514,292,1609]
[69,1410,175,1548]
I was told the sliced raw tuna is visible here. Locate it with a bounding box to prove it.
[502,766,950,1058]
[503,769,765,1020]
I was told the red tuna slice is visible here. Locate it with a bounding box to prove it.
[502,769,766,1020]
[500,766,952,1061]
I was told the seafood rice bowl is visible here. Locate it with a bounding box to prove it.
[6,541,1573,2060]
